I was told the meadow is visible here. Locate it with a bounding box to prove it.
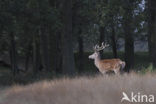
[0,73,156,104]
[0,52,156,104]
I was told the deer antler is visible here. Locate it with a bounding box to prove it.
[94,42,109,51]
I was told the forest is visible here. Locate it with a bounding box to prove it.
[0,0,156,104]
[0,0,156,87]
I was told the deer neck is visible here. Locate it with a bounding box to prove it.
[94,55,101,68]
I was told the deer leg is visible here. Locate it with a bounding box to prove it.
[114,69,120,75]
[101,70,107,75]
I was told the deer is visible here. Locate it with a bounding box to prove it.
[88,42,125,74]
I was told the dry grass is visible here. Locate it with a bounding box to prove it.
[0,73,156,104]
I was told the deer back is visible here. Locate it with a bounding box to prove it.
[97,59,124,71]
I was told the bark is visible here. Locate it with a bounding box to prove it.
[78,29,84,73]
[62,0,75,75]
[49,34,57,73]
[123,1,134,72]
[40,25,50,71]
[147,0,152,60]
[25,41,32,71]
[147,0,156,66]
[99,26,105,44]
[49,32,62,74]
[33,31,42,74]
[111,25,117,58]
[99,26,105,58]
[48,0,62,74]
[55,33,63,74]
[9,32,18,76]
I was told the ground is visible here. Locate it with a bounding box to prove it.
[0,73,156,104]
[0,52,155,104]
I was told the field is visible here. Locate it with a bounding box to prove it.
[0,73,156,104]
[0,52,156,104]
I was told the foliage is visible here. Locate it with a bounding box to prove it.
[0,0,154,76]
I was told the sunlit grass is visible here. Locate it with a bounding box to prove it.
[1,73,156,104]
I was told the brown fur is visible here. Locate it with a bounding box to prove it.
[96,59,125,74]
[99,59,122,71]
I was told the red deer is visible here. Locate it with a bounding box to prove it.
[89,42,125,74]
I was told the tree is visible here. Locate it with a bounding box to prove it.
[147,0,156,66]
[95,0,120,58]
[111,24,117,58]
[32,30,41,73]
[9,32,18,75]
[122,0,135,72]
[62,0,76,75]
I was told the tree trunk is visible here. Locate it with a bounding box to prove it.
[111,25,117,58]
[147,0,152,60]
[49,31,62,74]
[62,0,75,75]
[147,0,156,66]
[9,32,18,76]
[78,29,84,73]
[49,34,57,74]
[25,41,32,71]
[40,25,50,71]
[123,1,134,72]
[55,33,63,74]
[48,0,62,74]
[32,32,41,74]
[99,26,105,58]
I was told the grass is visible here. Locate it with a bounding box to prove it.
[0,52,156,104]
[0,73,156,104]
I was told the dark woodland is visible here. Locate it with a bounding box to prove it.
[0,0,156,84]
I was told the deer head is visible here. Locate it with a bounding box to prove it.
[89,42,109,60]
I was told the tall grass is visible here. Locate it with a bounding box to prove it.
[1,73,156,104]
